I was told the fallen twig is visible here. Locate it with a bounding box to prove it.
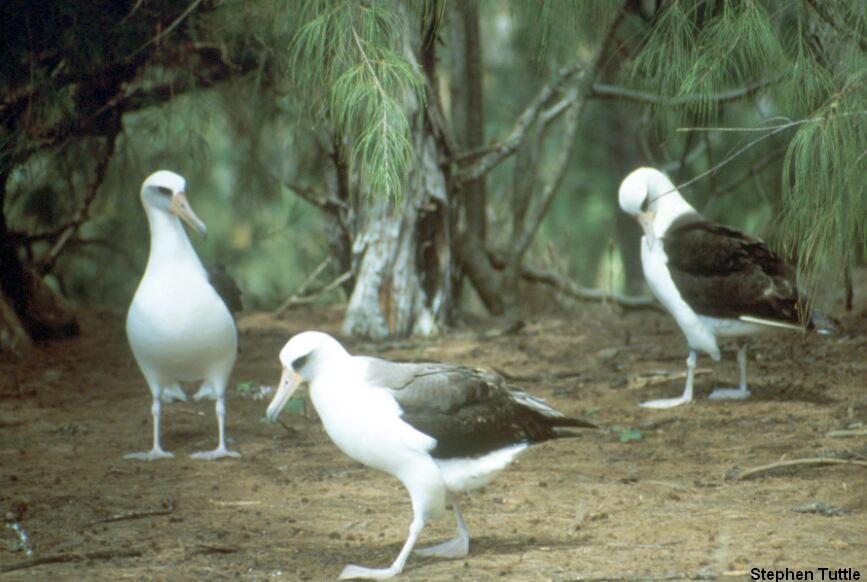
[86,497,174,526]
[826,429,867,438]
[0,549,143,573]
[728,457,867,481]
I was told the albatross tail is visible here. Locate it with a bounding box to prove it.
[510,390,601,435]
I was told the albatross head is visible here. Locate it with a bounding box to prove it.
[141,170,208,236]
[266,331,349,421]
[618,167,693,249]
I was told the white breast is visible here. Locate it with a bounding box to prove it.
[309,365,437,478]
[641,237,721,360]
[127,261,236,383]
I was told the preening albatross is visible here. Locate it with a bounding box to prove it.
[266,331,598,580]
[126,170,240,460]
[618,167,836,409]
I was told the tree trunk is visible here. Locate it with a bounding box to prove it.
[452,0,487,242]
[341,7,454,338]
[0,172,79,353]
[341,119,452,338]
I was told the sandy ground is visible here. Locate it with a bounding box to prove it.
[1,301,866,581]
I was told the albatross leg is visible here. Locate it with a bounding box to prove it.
[191,392,241,460]
[640,350,697,409]
[339,515,425,580]
[708,343,752,400]
[125,391,175,461]
[414,499,470,558]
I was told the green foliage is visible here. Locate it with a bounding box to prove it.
[290,1,424,200]
[781,81,867,294]
[522,0,621,64]
[625,0,866,294]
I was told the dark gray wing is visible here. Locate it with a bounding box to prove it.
[359,357,597,459]
[208,264,243,315]
[663,213,805,324]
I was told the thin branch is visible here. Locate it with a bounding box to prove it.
[520,265,661,311]
[590,75,785,106]
[34,133,119,274]
[711,144,787,197]
[274,270,352,315]
[285,181,346,211]
[11,47,252,165]
[511,7,624,266]
[512,100,581,263]
[728,457,867,481]
[273,257,332,315]
[539,91,577,128]
[456,62,585,183]
[649,119,805,202]
[660,140,706,173]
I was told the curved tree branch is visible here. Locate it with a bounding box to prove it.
[590,74,786,106]
[455,62,585,183]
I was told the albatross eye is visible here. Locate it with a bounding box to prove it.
[156,185,172,196]
[291,354,310,372]
[640,196,650,212]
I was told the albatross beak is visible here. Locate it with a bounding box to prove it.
[637,211,656,250]
[266,367,302,421]
[171,191,208,237]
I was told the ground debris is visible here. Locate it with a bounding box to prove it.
[85,496,175,526]
[726,457,867,480]
[792,501,849,517]
[0,549,143,573]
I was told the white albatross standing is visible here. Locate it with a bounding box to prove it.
[266,331,598,580]
[126,170,240,460]
[618,167,836,409]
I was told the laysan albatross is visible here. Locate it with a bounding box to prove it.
[126,170,240,460]
[266,331,598,580]
[618,167,836,409]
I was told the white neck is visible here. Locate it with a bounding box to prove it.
[647,172,698,237]
[143,206,203,272]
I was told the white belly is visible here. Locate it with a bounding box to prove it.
[127,266,236,383]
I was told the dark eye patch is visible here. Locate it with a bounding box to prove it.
[291,354,310,372]
[640,195,650,212]
[156,185,172,196]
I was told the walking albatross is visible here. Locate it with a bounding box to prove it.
[266,331,598,580]
[618,167,836,409]
[126,170,240,460]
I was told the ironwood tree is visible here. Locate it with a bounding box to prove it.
[1,0,864,352]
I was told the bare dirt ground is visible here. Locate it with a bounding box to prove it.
[2,298,866,581]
